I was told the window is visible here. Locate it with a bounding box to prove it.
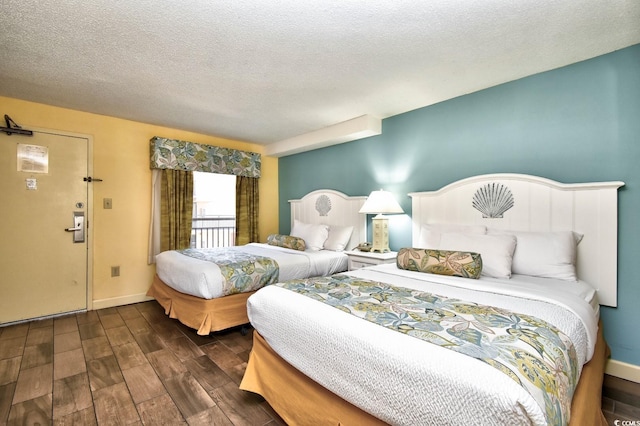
[191,171,236,248]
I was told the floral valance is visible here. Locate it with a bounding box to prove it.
[150,136,261,178]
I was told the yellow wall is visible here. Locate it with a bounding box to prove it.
[1,96,278,307]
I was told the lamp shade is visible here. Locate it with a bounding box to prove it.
[359,190,404,215]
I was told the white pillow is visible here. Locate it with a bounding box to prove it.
[323,225,354,251]
[417,223,487,248]
[488,230,579,281]
[439,232,517,279]
[290,220,329,251]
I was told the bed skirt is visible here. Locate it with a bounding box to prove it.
[240,323,610,425]
[146,274,254,335]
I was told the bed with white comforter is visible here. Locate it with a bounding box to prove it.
[246,263,599,425]
[155,243,348,299]
[147,188,368,335]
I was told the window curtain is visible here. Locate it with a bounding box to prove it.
[236,176,260,245]
[148,136,261,263]
[160,169,193,251]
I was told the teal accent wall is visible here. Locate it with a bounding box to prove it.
[279,44,640,367]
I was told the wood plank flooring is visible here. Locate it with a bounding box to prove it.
[1,300,639,425]
[603,374,640,424]
[0,301,284,425]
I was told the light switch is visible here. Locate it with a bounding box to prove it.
[103,198,112,209]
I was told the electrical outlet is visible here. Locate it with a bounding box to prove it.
[111,266,120,277]
[103,198,113,209]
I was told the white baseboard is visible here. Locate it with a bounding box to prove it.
[606,359,640,384]
[92,293,154,310]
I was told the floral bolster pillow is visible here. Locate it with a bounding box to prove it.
[396,248,483,279]
[267,234,306,251]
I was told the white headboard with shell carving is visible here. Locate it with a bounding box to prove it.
[289,189,367,251]
[409,174,624,307]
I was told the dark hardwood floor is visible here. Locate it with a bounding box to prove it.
[603,374,640,424]
[1,300,639,425]
[0,301,284,425]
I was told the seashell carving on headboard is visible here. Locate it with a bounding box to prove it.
[315,194,332,216]
[472,183,514,218]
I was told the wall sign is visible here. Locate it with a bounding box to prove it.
[17,144,49,174]
[26,178,37,190]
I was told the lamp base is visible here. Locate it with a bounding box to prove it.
[370,215,390,253]
[371,248,390,253]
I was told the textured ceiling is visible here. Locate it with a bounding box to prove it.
[1,1,639,154]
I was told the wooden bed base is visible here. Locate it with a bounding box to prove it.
[146,274,254,335]
[240,324,610,425]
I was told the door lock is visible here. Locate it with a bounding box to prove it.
[65,212,85,243]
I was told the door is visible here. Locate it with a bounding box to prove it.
[0,129,89,324]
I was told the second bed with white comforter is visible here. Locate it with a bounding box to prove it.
[246,263,599,426]
[155,243,348,299]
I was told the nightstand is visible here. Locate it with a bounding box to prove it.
[345,250,398,271]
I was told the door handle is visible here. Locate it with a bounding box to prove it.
[66,212,85,243]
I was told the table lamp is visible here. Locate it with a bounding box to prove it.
[359,189,404,253]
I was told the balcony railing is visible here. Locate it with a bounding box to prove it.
[191,216,236,248]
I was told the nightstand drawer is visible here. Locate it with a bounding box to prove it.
[345,250,398,271]
[349,259,379,270]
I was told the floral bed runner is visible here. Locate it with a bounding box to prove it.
[178,248,279,295]
[277,274,579,425]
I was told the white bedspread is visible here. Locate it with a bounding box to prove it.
[155,243,347,299]
[246,264,599,426]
